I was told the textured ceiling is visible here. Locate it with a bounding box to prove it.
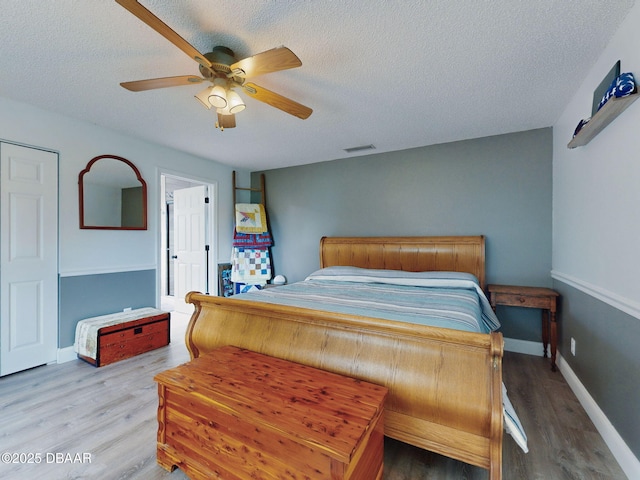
[0,0,635,170]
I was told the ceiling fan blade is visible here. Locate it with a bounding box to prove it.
[217,113,236,129]
[243,83,312,119]
[230,47,302,78]
[120,75,204,91]
[115,0,212,69]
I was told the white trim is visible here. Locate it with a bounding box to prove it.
[557,352,639,480]
[552,270,640,320]
[504,338,544,357]
[60,264,157,277]
[57,346,77,364]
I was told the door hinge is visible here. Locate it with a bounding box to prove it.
[204,197,210,204]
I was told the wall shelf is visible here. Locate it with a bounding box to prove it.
[568,92,639,148]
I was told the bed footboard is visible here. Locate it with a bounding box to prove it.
[185,291,504,479]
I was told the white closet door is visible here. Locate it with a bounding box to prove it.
[1,143,58,376]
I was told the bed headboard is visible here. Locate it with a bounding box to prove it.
[319,236,486,289]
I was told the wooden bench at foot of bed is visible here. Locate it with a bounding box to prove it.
[155,346,387,480]
[185,292,504,480]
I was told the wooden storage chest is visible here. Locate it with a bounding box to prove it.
[154,345,387,480]
[74,307,170,367]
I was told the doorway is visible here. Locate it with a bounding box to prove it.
[160,174,216,314]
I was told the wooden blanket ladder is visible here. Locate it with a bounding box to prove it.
[232,170,266,210]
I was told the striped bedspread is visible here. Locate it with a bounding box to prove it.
[238,267,500,333]
[236,266,528,453]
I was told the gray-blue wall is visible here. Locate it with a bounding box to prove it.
[59,269,156,347]
[254,127,553,341]
[554,279,640,457]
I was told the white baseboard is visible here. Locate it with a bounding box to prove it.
[57,346,77,364]
[504,340,638,478]
[504,338,544,357]
[557,352,639,480]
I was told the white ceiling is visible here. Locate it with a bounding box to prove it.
[0,1,635,171]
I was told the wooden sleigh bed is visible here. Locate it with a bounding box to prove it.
[185,236,505,479]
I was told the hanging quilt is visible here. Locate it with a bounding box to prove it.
[231,247,272,283]
[232,228,273,248]
[235,203,268,233]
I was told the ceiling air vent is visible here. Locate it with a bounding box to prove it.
[343,144,376,153]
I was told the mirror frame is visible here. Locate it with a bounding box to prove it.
[78,154,148,230]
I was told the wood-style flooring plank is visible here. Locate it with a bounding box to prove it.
[0,312,627,479]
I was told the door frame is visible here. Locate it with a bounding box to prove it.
[158,168,218,308]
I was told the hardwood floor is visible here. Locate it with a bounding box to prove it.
[0,311,626,479]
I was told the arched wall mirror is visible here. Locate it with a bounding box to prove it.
[79,155,147,230]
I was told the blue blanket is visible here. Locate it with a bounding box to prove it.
[238,267,500,333]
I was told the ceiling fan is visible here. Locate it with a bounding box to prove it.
[115,0,312,130]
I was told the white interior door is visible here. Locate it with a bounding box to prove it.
[1,143,58,376]
[173,185,207,314]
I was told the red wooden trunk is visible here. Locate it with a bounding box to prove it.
[78,313,170,367]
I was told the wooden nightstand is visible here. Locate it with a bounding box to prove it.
[487,284,560,371]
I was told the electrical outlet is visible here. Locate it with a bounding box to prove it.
[570,337,576,356]
[123,307,132,312]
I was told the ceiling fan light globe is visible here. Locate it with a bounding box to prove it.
[208,84,228,108]
[194,86,214,109]
[227,90,246,114]
[229,104,246,114]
